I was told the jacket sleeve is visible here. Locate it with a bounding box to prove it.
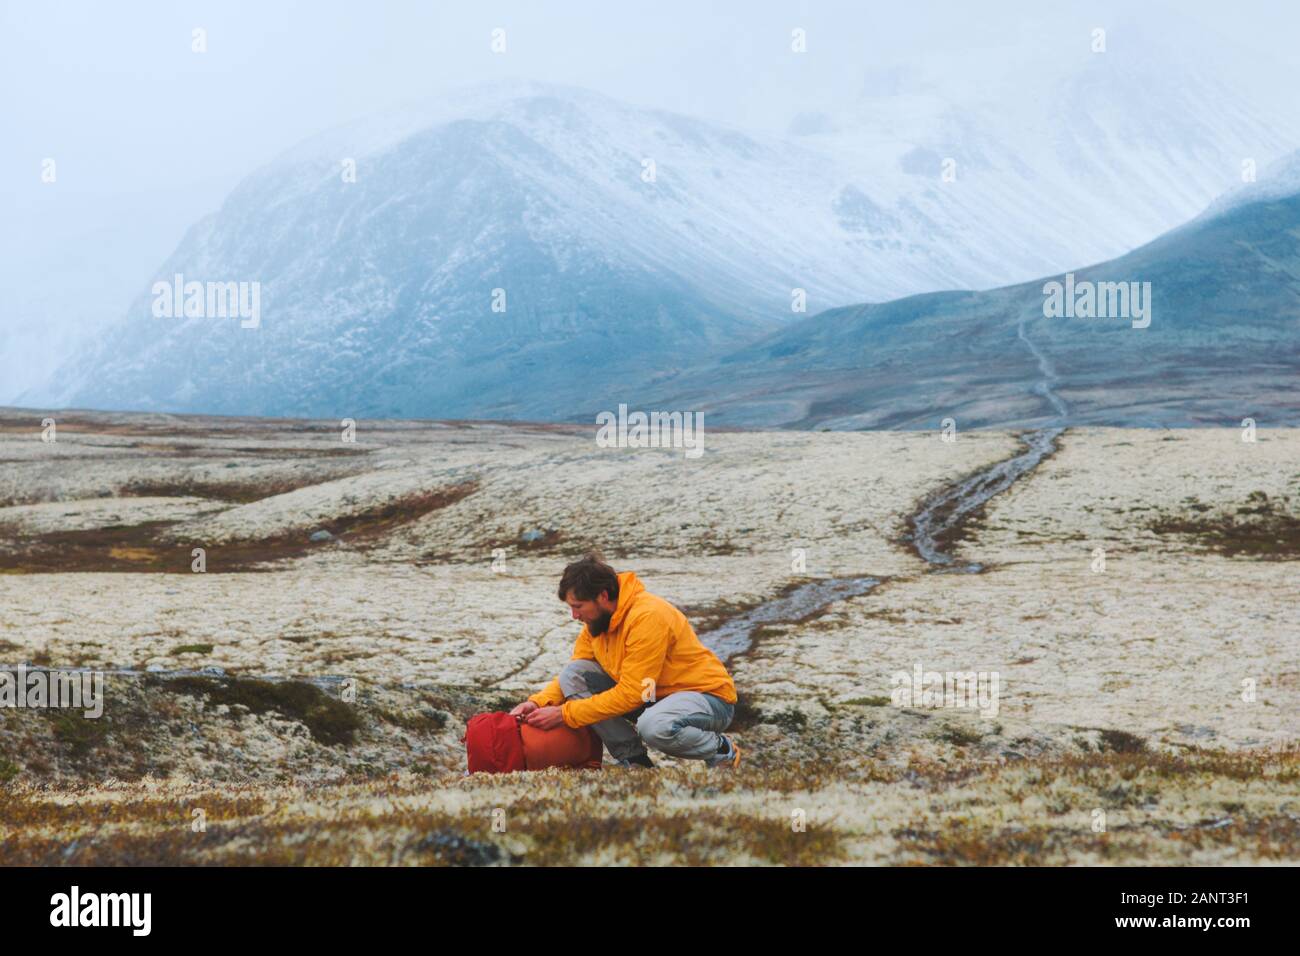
[528,627,595,707]
[561,612,669,728]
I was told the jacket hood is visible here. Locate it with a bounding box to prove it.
[607,570,644,633]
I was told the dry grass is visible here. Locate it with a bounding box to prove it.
[2,742,1294,865]
[0,482,477,573]
[1147,492,1300,559]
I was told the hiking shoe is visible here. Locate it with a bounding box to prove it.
[708,735,741,769]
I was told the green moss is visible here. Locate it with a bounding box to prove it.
[1099,729,1148,754]
[45,710,110,759]
[377,708,448,733]
[170,643,214,656]
[766,707,809,733]
[938,724,984,747]
[728,696,762,731]
[156,676,362,746]
[840,696,892,707]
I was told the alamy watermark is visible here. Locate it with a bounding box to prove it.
[50,886,150,936]
[1042,272,1151,329]
[596,403,704,458]
[0,665,105,718]
[152,273,260,328]
[890,661,1000,718]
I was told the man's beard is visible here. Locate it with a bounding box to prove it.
[587,611,613,636]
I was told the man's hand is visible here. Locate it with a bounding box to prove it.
[524,705,566,730]
[509,700,539,719]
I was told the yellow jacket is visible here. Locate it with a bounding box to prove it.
[529,571,737,728]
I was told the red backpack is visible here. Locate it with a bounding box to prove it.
[463,712,604,774]
[463,712,527,774]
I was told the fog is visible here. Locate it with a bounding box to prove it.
[3,0,1298,401]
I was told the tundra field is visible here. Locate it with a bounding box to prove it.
[0,407,1296,865]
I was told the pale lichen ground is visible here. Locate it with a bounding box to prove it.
[761,428,1299,750]
[0,410,1296,865]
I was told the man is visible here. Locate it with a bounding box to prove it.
[511,553,741,769]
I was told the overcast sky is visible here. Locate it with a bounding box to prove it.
[7,0,1299,193]
[3,0,1299,400]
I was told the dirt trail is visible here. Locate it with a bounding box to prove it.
[700,320,1069,655]
[904,426,1063,572]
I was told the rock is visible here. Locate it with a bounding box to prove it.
[146,663,166,672]
[415,830,501,866]
[309,529,334,543]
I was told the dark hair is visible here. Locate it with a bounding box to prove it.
[557,552,620,603]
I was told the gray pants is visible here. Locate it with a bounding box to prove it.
[558,659,734,763]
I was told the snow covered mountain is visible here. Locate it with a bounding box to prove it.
[37,81,1004,421]
[650,150,1300,428]
[794,24,1300,291]
[26,51,1300,421]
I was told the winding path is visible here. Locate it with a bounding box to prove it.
[699,320,1069,658]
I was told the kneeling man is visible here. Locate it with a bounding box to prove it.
[511,553,741,769]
